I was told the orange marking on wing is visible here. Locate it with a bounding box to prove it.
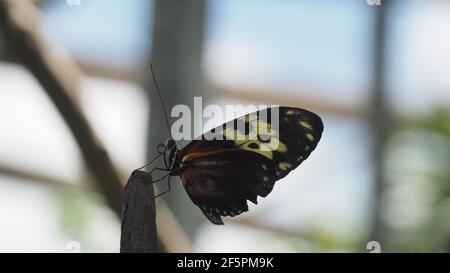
[182,149,238,163]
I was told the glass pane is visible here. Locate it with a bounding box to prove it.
[205,0,372,105]
[387,0,450,114]
[41,0,152,68]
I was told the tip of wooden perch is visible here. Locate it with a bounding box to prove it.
[120,170,156,253]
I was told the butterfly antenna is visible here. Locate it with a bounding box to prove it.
[150,64,172,137]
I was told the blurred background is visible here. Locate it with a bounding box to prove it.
[0,0,449,252]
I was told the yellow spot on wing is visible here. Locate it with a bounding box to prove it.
[306,133,314,141]
[278,162,292,171]
[182,155,189,162]
[244,114,258,123]
[242,142,273,159]
[218,115,290,159]
[273,140,287,153]
[286,110,295,115]
[299,121,313,130]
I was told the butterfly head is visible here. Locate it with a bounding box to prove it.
[164,138,181,174]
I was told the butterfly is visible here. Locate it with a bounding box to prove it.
[142,67,323,225]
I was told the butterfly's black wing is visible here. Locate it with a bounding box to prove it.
[180,149,276,224]
[179,107,323,224]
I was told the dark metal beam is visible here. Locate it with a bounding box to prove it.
[369,1,391,246]
[145,0,206,238]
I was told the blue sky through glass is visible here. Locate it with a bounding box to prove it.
[206,0,372,103]
[42,0,152,68]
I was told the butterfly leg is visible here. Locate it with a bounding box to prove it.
[148,167,173,185]
[149,167,168,174]
[136,152,163,170]
[152,172,170,183]
[155,175,172,198]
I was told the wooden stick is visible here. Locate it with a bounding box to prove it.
[120,170,156,253]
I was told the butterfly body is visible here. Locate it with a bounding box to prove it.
[161,106,323,225]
